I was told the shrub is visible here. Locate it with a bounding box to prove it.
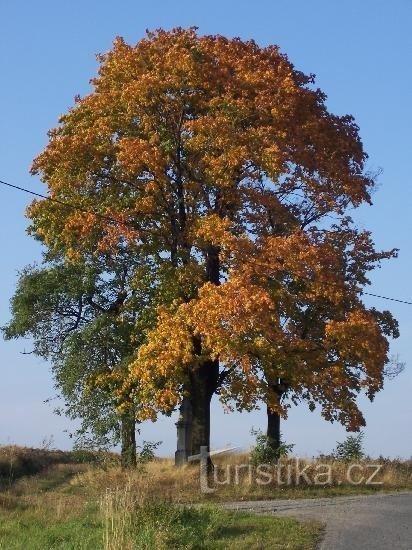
[137,441,162,465]
[333,432,365,461]
[250,429,294,465]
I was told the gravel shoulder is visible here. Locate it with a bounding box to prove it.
[224,491,412,549]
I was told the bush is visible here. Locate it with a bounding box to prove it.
[70,448,100,464]
[0,446,76,487]
[137,441,162,465]
[333,432,365,461]
[250,429,294,465]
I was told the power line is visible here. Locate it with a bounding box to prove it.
[1,177,411,307]
[362,292,412,306]
[0,179,135,228]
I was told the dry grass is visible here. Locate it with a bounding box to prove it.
[2,445,410,504]
[0,451,323,549]
[69,453,412,503]
[98,483,322,550]
[0,446,409,548]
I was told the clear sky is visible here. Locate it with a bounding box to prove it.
[0,0,411,458]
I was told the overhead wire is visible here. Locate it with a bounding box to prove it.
[1,177,410,307]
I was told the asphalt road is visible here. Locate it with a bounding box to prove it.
[225,492,412,549]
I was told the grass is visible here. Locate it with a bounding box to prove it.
[0,508,102,550]
[0,498,320,549]
[100,486,321,549]
[0,445,410,549]
[0,461,320,549]
[73,452,412,503]
[0,445,110,490]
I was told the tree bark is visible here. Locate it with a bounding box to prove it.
[189,359,219,456]
[189,245,220,461]
[266,405,281,447]
[265,379,287,452]
[120,412,137,469]
[189,358,219,473]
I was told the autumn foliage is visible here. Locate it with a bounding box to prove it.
[28,28,398,454]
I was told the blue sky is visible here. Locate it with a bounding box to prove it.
[0,0,411,457]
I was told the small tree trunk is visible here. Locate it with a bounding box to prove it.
[265,379,287,455]
[120,413,137,469]
[266,405,281,448]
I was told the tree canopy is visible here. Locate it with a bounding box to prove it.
[22,28,398,456]
[3,249,150,465]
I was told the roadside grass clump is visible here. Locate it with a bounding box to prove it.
[101,486,220,549]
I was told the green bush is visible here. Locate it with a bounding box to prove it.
[250,429,294,465]
[137,441,161,465]
[333,432,365,461]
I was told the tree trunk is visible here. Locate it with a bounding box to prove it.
[189,245,220,459]
[265,379,287,453]
[189,358,219,471]
[175,359,218,467]
[189,359,219,455]
[120,412,137,469]
[266,405,281,447]
[175,245,221,466]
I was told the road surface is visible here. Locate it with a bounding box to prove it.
[225,492,412,549]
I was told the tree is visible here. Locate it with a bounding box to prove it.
[333,432,365,462]
[27,28,398,461]
[134,225,398,446]
[257,225,401,451]
[3,248,151,468]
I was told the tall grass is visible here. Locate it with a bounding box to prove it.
[4,447,408,548]
[98,485,324,549]
[102,486,135,550]
[101,485,220,549]
[71,454,412,504]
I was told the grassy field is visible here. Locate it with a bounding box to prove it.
[0,446,410,549]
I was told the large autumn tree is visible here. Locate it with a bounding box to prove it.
[27,28,398,462]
